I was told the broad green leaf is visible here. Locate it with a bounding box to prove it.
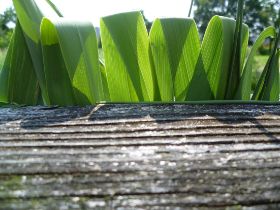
[235,26,276,100]
[40,18,103,105]
[13,0,58,43]
[100,11,154,102]
[201,15,248,100]
[149,18,200,101]
[252,34,280,101]
[12,0,60,104]
[0,22,38,105]
[40,19,75,105]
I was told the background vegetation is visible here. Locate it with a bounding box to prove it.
[0,8,16,49]
[194,0,280,44]
[0,7,16,69]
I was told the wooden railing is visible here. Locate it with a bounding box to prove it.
[1,104,280,209]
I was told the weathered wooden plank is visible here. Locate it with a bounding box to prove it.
[0,104,280,209]
[1,198,279,210]
[1,168,280,198]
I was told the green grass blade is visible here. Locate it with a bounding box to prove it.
[252,33,280,101]
[201,16,234,99]
[200,15,248,100]
[100,11,154,102]
[149,18,200,101]
[235,26,276,100]
[45,0,63,17]
[40,18,103,105]
[188,0,194,17]
[12,0,60,104]
[40,19,76,105]
[0,22,39,105]
[12,0,57,43]
[225,0,244,99]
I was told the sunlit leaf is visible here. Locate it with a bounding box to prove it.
[12,0,60,104]
[201,15,248,100]
[100,11,154,102]
[0,22,38,105]
[40,18,104,105]
[149,18,200,101]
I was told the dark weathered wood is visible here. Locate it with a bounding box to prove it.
[1,104,280,209]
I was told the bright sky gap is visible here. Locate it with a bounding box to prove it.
[0,0,192,26]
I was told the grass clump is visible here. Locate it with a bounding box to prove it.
[0,0,279,106]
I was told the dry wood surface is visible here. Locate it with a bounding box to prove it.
[0,104,280,210]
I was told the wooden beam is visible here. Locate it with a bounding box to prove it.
[0,104,280,209]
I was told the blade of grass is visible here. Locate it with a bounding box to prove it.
[252,33,280,101]
[45,0,63,17]
[12,0,61,104]
[149,18,200,101]
[225,0,245,99]
[188,0,194,17]
[40,19,76,105]
[0,22,39,105]
[40,18,104,105]
[100,11,155,102]
[235,26,276,100]
[201,15,248,99]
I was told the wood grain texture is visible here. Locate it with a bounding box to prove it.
[0,104,280,210]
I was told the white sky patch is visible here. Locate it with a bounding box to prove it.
[0,0,13,13]
[0,0,192,26]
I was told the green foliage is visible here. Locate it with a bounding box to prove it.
[40,18,104,105]
[0,0,279,106]
[0,8,16,49]
[0,30,13,49]
[194,0,280,44]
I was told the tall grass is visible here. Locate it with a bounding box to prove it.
[1,0,279,105]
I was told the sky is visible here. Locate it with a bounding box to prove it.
[0,0,192,26]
